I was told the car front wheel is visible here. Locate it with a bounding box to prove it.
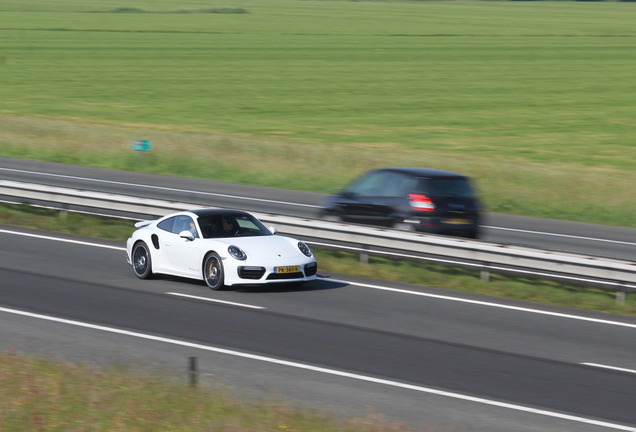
[132,241,153,279]
[393,221,414,231]
[203,252,225,290]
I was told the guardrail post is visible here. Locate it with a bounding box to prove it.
[189,356,198,388]
[59,203,69,220]
[480,263,490,282]
[359,245,369,264]
[616,290,626,303]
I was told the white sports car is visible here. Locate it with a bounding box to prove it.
[126,209,318,290]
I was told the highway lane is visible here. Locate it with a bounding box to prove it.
[2,157,636,260]
[1,227,636,431]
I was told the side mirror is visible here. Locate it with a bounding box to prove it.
[269,226,278,235]
[179,230,195,241]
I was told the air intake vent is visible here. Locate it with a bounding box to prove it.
[238,266,265,280]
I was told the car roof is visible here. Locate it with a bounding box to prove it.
[376,167,468,178]
[188,208,251,218]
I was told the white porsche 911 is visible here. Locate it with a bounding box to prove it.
[126,209,318,290]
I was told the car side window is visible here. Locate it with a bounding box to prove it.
[157,216,176,233]
[346,171,388,197]
[378,173,418,197]
[157,215,198,238]
[413,178,430,195]
[398,175,419,196]
[174,215,198,238]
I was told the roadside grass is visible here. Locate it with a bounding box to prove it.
[1,0,636,227]
[0,204,133,241]
[0,351,423,432]
[2,203,634,317]
[2,115,636,228]
[318,251,636,317]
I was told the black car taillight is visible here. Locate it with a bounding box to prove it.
[408,194,435,212]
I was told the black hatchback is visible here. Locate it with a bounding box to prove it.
[320,167,482,238]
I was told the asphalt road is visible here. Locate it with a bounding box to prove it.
[1,227,636,432]
[1,157,636,260]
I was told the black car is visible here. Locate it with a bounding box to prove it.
[320,167,482,238]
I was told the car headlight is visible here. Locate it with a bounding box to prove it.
[228,245,247,261]
[298,242,312,257]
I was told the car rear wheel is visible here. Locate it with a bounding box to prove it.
[132,241,153,279]
[464,229,479,239]
[322,212,343,223]
[203,252,225,290]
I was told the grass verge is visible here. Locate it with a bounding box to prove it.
[0,350,423,432]
[2,203,634,317]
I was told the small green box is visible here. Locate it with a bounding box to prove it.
[132,139,152,151]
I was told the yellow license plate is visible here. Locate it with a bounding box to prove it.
[275,265,300,274]
[444,218,471,225]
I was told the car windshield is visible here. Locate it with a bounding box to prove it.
[197,213,273,239]
[421,177,476,198]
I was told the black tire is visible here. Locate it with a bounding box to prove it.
[322,212,343,223]
[465,229,480,239]
[393,222,414,231]
[203,252,225,290]
[132,241,153,279]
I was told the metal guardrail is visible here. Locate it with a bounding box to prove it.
[2,179,636,297]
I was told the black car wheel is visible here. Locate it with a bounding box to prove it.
[203,252,225,290]
[393,221,415,231]
[321,211,343,223]
[464,229,480,239]
[132,241,153,279]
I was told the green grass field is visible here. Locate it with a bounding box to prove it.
[1,0,635,227]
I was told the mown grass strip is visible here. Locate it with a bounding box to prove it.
[0,350,422,432]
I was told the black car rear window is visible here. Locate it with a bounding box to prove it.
[416,177,476,198]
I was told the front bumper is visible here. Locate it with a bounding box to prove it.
[226,259,318,286]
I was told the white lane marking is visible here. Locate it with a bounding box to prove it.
[324,278,636,329]
[483,225,636,247]
[0,167,319,208]
[582,363,636,374]
[2,228,635,329]
[0,228,125,251]
[166,292,265,309]
[1,306,634,431]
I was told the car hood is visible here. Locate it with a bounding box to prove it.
[206,235,308,261]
